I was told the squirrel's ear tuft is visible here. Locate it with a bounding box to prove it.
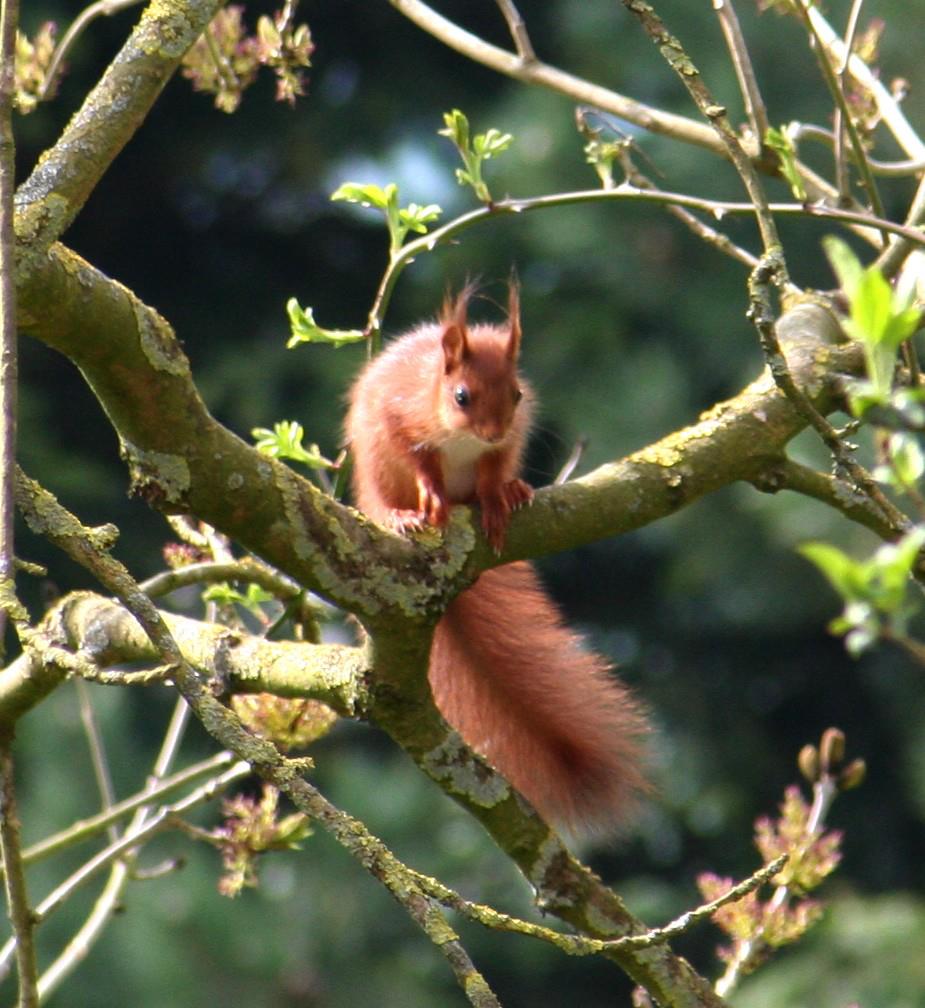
[507,274,521,360]
[440,283,475,371]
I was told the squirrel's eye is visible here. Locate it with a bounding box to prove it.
[454,385,470,408]
[513,387,523,404]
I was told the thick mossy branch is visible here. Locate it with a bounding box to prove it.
[17,243,861,582]
[499,301,859,561]
[0,591,370,724]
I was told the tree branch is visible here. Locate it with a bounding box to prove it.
[0,734,38,1007]
[622,0,781,260]
[15,752,242,870]
[387,0,724,155]
[0,591,369,724]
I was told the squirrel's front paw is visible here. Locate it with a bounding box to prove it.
[480,480,533,554]
[385,508,429,536]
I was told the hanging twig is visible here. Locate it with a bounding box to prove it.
[75,679,120,843]
[39,0,146,102]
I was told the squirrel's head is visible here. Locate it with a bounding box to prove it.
[437,282,527,445]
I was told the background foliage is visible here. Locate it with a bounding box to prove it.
[11,1,925,1004]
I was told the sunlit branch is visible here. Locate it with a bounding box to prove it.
[388,0,723,155]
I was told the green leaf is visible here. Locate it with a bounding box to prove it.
[848,267,893,347]
[875,433,925,488]
[437,108,469,150]
[473,128,513,159]
[881,303,922,351]
[330,181,394,210]
[438,107,513,204]
[824,237,923,401]
[765,125,807,201]
[252,420,336,470]
[285,299,364,349]
[397,202,442,235]
[845,379,888,420]
[804,528,925,656]
[869,527,925,607]
[822,236,864,302]
[798,542,868,602]
[331,182,440,252]
[203,581,273,615]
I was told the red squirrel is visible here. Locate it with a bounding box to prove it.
[345,283,648,833]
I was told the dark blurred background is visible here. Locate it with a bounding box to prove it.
[12,1,925,1005]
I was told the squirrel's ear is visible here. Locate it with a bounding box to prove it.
[506,275,522,361]
[441,285,472,372]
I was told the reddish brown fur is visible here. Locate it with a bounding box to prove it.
[345,285,648,834]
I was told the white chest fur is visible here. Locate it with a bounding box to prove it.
[439,432,490,500]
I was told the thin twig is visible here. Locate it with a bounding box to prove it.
[39,0,145,101]
[141,558,299,599]
[792,0,885,225]
[16,752,241,870]
[407,854,787,954]
[495,0,535,63]
[839,0,866,75]
[610,855,787,951]
[150,696,191,782]
[33,761,249,1000]
[364,182,925,342]
[0,0,18,662]
[712,0,769,152]
[73,663,175,687]
[0,0,33,998]
[749,457,901,542]
[613,138,761,270]
[141,556,325,640]
[0,734,38,1006]
[388,0,723,155]
[622,0,782,261]
[715,778,837,998]
[804,1,925,161]
[75,679,119,843]
[831,0,865,206]
[790,124,925,177]
[0,762,248,980]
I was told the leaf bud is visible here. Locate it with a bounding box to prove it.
[838,757,867,791]
[798,744,820,783]
[819,727,846,771]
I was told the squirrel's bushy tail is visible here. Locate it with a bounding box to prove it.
[429,562,649,835]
